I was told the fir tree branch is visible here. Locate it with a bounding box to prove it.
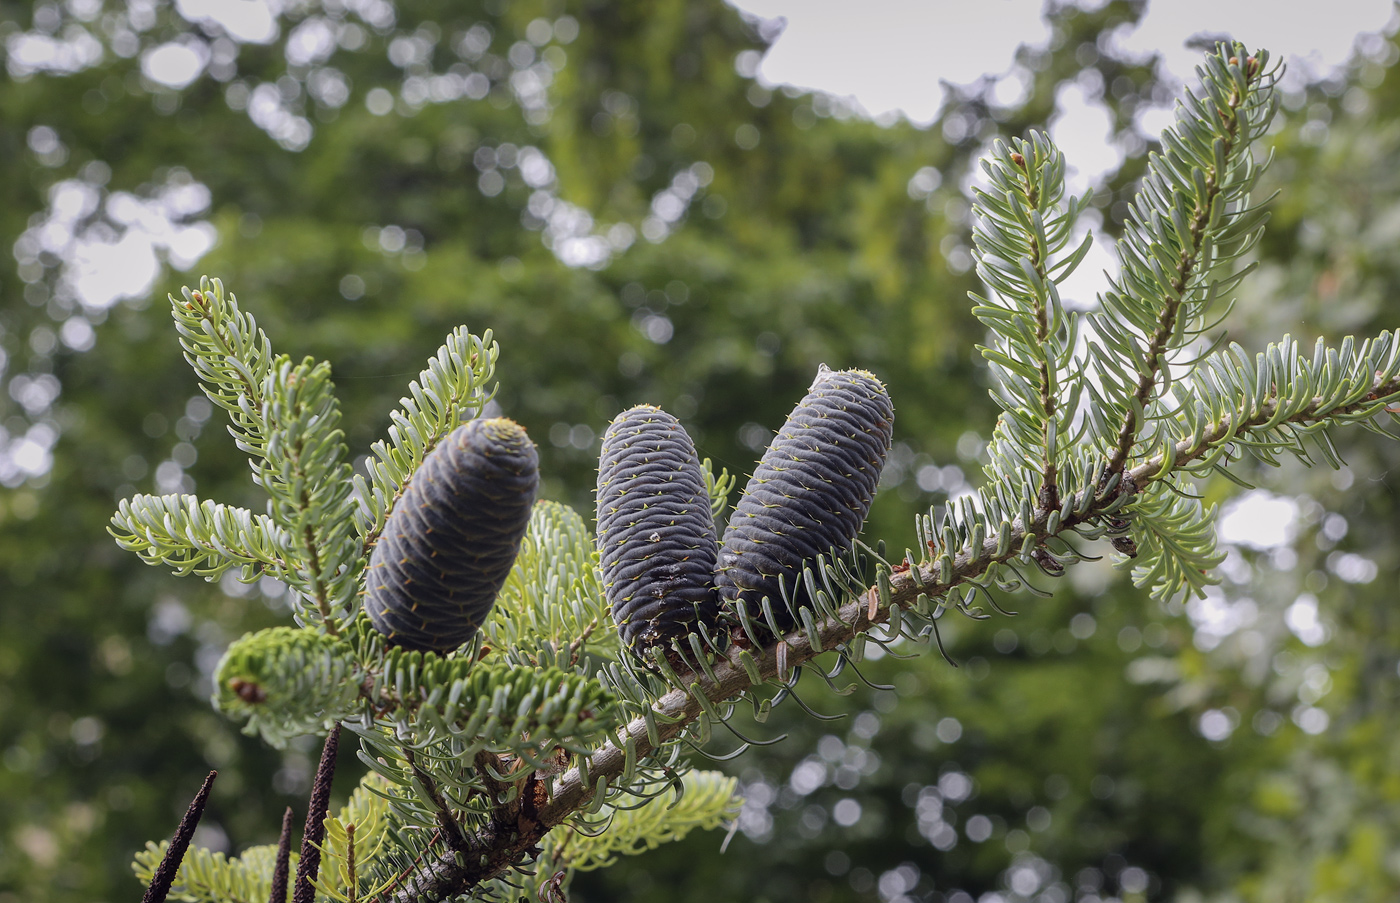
[110,495,292,583]
[485,500,618,669]
[387,367,1400,901]
[173,279,274,459]
[1103,50,1270,476]
[354,327,498,554]
[166,277,361,632]
[1012,146,1063,508]
[1141,366,1400,480]
[969,131,1088,512]
[262,358,360,635]
[214,627,363,748]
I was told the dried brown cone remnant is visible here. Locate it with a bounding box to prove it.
[596,405,721,655]
[365,418,539,653]
[717,366,893,633]
[292,725,341,903]
[268,806,294,903]
[141,770,217,903]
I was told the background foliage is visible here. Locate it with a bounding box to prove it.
[2,0,1400,900]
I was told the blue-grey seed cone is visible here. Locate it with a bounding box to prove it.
[716,367,893,634]
[596,405,720,654]
[365,417,538,653]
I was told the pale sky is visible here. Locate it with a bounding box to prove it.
[729,0,1397,333]
[728,0,1398,126]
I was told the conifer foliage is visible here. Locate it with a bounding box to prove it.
[107,44,1400,903]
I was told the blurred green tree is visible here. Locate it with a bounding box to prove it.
[0,0,980,895]
[3,0,1400,901]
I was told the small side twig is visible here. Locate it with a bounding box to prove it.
[293,725,341,903]
[565,617,602,667]
[142,770,217,903]
[406,748,471,855]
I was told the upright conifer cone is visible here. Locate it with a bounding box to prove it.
[365,418,538,653]
[717,366,893,632]
[596,405,721,654]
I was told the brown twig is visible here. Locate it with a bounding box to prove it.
[564,616,603,667]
